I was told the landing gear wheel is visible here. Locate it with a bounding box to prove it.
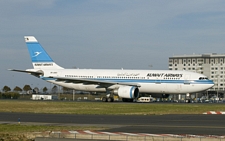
[107,97,114,102]
[102,97,108,102]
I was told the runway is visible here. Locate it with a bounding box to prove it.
[0,112,224,135]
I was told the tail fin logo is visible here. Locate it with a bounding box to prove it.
[33,52,42,57]
[25,36,64,69]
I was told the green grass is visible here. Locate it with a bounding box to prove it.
[0,124,106,141]
[0,124,105,133]
[0,100,225,115]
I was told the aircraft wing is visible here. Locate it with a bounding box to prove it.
[49,76,141,88]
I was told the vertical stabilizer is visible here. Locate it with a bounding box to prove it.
[24,36,64,69]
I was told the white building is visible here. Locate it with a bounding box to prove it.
[169,53,225,91]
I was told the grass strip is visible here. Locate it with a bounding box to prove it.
[0,124,106,141]
[0,124,105,133]
[0,100,225,115]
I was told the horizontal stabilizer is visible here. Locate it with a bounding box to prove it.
[8,69,43,77]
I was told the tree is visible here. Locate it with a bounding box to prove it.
[2,86,11,92]
[43,87,48,93]
[33,87,39,94]
[13,86,22,92]
[23,85,32,93]
[51,85,58,94]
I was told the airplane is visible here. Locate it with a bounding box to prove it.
[9,36,214,102]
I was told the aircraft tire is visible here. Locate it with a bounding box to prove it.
[102,97,108,102]
[107,97,114,102]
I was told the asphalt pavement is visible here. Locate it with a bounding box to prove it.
[0,112,224,135]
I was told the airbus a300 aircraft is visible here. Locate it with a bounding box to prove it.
[10,36,214,102]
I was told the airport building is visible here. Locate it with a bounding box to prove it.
[169,53,225,92]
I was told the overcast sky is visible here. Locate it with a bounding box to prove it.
[1,0,225,90]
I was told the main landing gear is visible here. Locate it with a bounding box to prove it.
[102,96,114,102]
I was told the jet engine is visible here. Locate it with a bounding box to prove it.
[114,86,139,99]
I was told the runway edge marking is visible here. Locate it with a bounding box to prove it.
[203,111,225,114]
[49,130,225,138]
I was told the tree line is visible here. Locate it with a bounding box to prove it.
[1,85,48,93]
[1,85,74,94]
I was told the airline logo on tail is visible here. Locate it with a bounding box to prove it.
[25,36,64,69]
[33,52,42,57]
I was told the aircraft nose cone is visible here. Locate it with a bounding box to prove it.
[208,80,215,89]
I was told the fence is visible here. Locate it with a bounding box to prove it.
[32,132,225,141]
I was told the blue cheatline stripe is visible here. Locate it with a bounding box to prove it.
[40,77,214,85]
[93,79,214,84]
[26,42,53,62]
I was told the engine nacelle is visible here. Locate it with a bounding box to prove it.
[114,86,139,99]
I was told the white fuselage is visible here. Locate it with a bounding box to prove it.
[41,69,214,94]
[10,36,215,101]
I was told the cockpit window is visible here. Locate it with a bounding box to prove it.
[199,77,208,80]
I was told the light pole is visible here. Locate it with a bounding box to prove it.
[58,85,61,100]
[216,74,219,103]
[73,90,75,101]
[11,75,14,91]
[207,90,209,101]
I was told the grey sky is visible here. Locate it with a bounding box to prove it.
[1,0,225,90]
